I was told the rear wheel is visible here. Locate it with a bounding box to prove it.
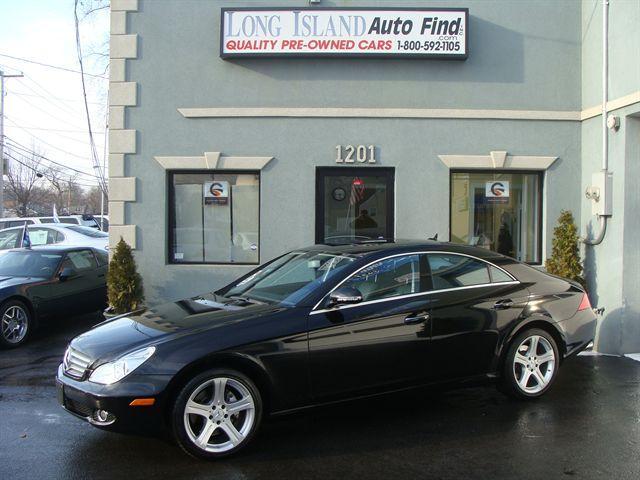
[172,368,262,459]
[0,300,32,348]
[500,328,559,399]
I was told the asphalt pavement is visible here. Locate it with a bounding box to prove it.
[1,313,639,480]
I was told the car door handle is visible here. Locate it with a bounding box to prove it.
[493,299,514,310]
[404,313,430,325]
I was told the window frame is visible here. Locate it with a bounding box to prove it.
[167,169,261,266]
[448,169,544,265]
[311,251,518,314]
[315,166,395,244]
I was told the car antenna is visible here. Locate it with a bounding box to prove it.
[428,233,438,241]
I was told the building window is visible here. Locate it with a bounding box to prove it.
[450,171,542,264]
[169,171,260,264]
[316,167,395,244]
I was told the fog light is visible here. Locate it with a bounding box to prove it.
[91,409,116,425]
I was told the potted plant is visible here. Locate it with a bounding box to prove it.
[545,210,586,288]
[104,237,145,318]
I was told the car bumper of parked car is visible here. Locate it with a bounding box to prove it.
[559,309,598,358]
[56,364,171,434]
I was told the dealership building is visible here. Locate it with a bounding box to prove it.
[107,0,639,354]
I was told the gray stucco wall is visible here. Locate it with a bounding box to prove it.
[123,0,585,304]
[580,0,640,354]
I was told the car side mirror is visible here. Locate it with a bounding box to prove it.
[327,286,363,308]
[58,267,77,282]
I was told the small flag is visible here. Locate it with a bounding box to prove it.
[53,204,60,223]
[349,177,365,206]
[20,221,31,249]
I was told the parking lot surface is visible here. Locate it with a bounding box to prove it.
[1,313,639,480]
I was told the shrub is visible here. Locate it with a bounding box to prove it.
[107,237,144,314]
[545,210,585,286]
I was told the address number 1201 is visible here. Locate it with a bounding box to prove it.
[335,145,377,164]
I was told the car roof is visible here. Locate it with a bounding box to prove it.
[302,239,507,260]
[5,245,98,253]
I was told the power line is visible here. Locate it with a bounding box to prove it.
[4,136,104,180]
[3,151,101,188]
[2,123,105,134]
[74,0,107,194]
[4,122,101,161]
[8,90,103,106]
[0,53,107,79]
[8,94,87,130]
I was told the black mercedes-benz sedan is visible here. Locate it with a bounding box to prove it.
[0,246,108,348]
[56,241,596,459]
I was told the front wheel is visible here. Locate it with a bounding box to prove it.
[0,300,32,348]
[172,369,262,459]
[500,328,559,399]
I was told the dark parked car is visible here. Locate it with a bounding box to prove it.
[0,246,108,348]
[56,241,596,459]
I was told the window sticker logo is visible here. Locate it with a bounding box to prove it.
[485,181,510,203]
[203,181,230,205]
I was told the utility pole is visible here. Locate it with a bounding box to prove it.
[0,69,24,218]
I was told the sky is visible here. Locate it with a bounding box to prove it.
[0,0,109,189]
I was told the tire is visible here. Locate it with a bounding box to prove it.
[171,368,263,460]
[500,328,560,399]
[0,300,32,348]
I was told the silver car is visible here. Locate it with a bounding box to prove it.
[0,224,108,252]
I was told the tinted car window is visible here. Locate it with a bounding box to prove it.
[0,230,20,250]
[40,218,56,223]
[223,251,355,305]
[65,250,98,271]
[342,254,424,302]
[428,254,490,289]
[8,220,34,227]
[489,265,514,283]
[0,251,62,277]
[95,249,108,266]
[59,217,80,225]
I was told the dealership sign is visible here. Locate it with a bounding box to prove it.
[485,181,510,203]
[220,8,468,59]
[204,181,229,205]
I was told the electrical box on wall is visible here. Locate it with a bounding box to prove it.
[587,171,613,216]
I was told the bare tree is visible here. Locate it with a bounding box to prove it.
[85,185,107,214]
[4,148,50,217]
[47,168,80,214]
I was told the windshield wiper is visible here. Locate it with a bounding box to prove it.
[228,295,268,305]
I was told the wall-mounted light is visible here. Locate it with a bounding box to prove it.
[606,114,620,131]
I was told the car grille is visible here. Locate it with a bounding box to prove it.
[65,398,93,418]
[63,347,92,379]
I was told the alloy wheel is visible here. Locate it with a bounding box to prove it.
[513,334,556,394]
[1,305,29,344]
[183,376,256,453]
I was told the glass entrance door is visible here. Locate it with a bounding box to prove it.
[316,167,394,244]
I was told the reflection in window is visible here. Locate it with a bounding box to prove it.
[170,172,259,264]
[428,254,490,289]
[343,255,423,301]
[450,172,541,263]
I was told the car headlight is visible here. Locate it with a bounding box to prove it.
[89,346,155,385]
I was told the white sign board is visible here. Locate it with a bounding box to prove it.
[221,8,468,59]
[485,181,510,202]
[203,181,229,205]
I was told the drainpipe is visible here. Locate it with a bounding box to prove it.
[583,0,610,246]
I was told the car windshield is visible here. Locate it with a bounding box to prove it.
[221,251,356,305]
[64,225,108,238]
[0,251,63,277]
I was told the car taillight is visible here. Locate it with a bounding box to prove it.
[578,293,592,311]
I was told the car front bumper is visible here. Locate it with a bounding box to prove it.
[56,364,172,434]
